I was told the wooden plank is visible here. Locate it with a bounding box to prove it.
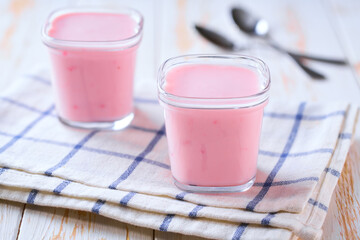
[0,199,24,240]
[321,0,360,239]
[326,0,360,85]
[322,140,360,240]
[155,230,208,240]
[17,204,153,240]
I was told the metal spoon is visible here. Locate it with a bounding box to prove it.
[231,7,347,65]
[231,7,348,78]
[195,24,326,79]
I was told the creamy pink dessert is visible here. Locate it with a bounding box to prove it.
[159,59,270,191]
[43,9,143,128]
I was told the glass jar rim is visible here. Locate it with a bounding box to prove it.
[41,6,144,50]
[157,54,271,109]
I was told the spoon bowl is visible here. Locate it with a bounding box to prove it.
[231,7,327,79]
[231,8,269,38]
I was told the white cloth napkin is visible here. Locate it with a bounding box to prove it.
[0,71,358,240]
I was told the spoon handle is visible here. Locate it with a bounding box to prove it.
[195,25,236,50]
[288,51,347,65]
[291,55,326,80]
[269,42,347,65]
[269,42,326,79]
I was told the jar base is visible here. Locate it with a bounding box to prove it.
[58,113,134,131]
[173,176,255,193]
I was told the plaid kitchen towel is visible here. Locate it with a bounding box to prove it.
[0,71,358,240]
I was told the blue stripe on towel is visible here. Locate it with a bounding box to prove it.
[130,125,165,134]
[120,192,137,206]
[25,74,52,85]
[264,110,345,120]
[324,168,340,177]
[308,198,328,211]
[159,214,175,232]
[261,213,276,225]
[82,146,170,169]
[108,125,165,189]
[302,110,345,120]
[0,167,9,176]
[92,199,106,214]
[45,131,98,176]
[188,204,205,218]
[339,133,352,139]
[27,189,39,204]
[259,148,333,158]
[0,97,51,115]
[0,105,54,154]
[175,192,188,201]
[53,180,72,194]
[232,223,249,240]
[253,176,319,187]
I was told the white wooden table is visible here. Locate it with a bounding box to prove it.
[0,0,359,239]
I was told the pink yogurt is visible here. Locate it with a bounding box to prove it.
[158,55,270,193]
[42,8,143,129]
